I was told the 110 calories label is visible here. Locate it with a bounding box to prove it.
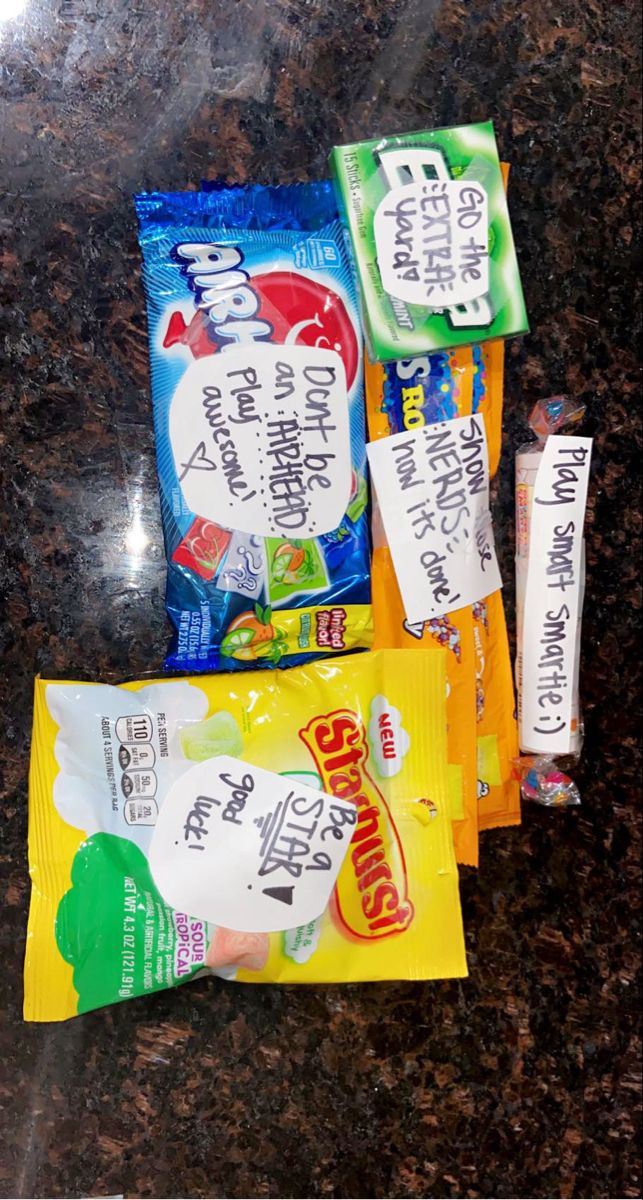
[366,414,502,624]
[519,436,592,755]
[148,756,356,932]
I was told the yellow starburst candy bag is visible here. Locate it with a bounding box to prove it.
[24,649,466,1022]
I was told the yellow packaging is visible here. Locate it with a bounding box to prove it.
[25,649,466,1022]
[472,166,520,829]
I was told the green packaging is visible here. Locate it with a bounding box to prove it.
[330,121,528,362]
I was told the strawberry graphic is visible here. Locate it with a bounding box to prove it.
[172,518,232,580]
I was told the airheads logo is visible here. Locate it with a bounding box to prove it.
[166,242,359,390]
[367,694,410,779]
[300,709,413,941]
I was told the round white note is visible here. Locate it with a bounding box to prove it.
[374,179,489,309]
[148,756,357,932]
[169,344,351,538]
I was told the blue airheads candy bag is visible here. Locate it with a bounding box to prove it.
[135,184,372,672]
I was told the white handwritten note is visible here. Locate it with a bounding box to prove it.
[366,414,501,624]
[520,436,592,755]
[148,756,356,932]
[170,345,351,538]
[373,180,489,309]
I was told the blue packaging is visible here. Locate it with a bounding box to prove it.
[135,184,372,672]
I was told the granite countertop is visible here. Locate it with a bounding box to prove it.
[0,1,641,1197]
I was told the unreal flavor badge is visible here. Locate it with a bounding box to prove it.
[330,121,528,361]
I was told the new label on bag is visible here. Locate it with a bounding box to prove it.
[366,414,501,624]
[170,345,351,538]
[148,756,357,932]
[373,180,489,309]
[520,436,592,755]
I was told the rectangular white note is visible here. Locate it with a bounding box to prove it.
[366,414,502,624]
[519,435,592,755]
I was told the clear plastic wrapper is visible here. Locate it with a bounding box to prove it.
[520,757,580,808]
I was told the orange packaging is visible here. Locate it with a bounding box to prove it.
[365,312,521,849]
[365,352,479,867]
[472,593,521,830]
[471,320,521,826]
[475,339,504,479]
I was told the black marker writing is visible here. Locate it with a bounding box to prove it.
[392,438,425,492]
[227,366,261,425]
[265,418,307,531]
[534,445,590,506]
[183,794,221,850]
[178,440,217,482]
[546,521,576,592]
[180,386,258,502]
[383,193,421,283]
[275,359,295,403]
[217,769,254,826]
[458,416,486,495]
[419,548,460,607]
[301,364,338,444]
[406,497,435,539]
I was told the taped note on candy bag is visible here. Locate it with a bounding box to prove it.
[367,414,501,624]
[374,180,489,309]
[170,345,351,538]
[149,756,356,932]
[520,436,592,755]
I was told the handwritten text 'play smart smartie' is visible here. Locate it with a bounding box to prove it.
[520,436,592,754]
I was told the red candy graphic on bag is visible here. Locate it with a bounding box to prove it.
[163,270,359,390]
[172,517,232,581]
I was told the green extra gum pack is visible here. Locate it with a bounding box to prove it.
[330,121,528,362]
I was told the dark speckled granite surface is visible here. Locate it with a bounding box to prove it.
[1,1,641,1197]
